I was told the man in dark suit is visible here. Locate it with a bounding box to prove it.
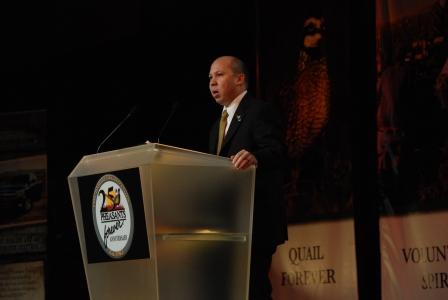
[208,56,288,300]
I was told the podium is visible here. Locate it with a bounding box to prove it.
[68,143,255,300]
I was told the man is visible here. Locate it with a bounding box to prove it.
[208,56,288,300]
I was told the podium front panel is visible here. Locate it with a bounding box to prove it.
[142,164,254,300]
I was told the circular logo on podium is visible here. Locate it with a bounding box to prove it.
[92,174,134,259]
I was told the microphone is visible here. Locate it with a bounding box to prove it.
[157,100,180,144]
[96,105,138,153]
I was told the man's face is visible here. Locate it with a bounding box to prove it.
[209,57,244,107]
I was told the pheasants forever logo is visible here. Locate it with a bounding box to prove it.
[92,174,134,259]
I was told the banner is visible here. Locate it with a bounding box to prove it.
[0,261,45,300]
[271,220,358,300]
[381,211,448,299]
[376,0,448,298]
[260,3,357,299]
[0,111,47,299]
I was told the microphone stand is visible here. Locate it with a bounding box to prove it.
[96,105,137,153]
[157,101,180,144]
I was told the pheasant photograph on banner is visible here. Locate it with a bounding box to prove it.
[259,2,358,299]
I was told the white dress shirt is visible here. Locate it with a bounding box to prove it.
[223,90,247,134]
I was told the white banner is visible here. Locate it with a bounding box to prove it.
[381,211,448,300]
[0,261,45,300]
[271,219,358,300]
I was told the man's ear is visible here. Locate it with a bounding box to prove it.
[236,73,245,85]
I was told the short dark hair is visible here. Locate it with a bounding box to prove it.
[230,57,249,88]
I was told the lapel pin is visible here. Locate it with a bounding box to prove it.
[236,115,242,122]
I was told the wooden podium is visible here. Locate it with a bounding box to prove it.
[67,143,255,300]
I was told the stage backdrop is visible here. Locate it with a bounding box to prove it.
[376,0,448,298]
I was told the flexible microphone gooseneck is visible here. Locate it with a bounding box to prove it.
[96,105,138,153]
[157,101,180,144]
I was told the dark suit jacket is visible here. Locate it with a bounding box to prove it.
[209,94,288,250]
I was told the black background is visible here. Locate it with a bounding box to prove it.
[2,0,378,299]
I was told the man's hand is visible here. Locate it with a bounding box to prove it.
[230,149,258,170]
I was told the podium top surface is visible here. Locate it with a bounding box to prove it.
[68,143,237,178]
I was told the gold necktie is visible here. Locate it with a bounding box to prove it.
[217,110,228,154]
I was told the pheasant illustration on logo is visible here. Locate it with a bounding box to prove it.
[98,186,122,212]
[92,174,134,259]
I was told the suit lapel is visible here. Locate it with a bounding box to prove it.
[220,95,250,152]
